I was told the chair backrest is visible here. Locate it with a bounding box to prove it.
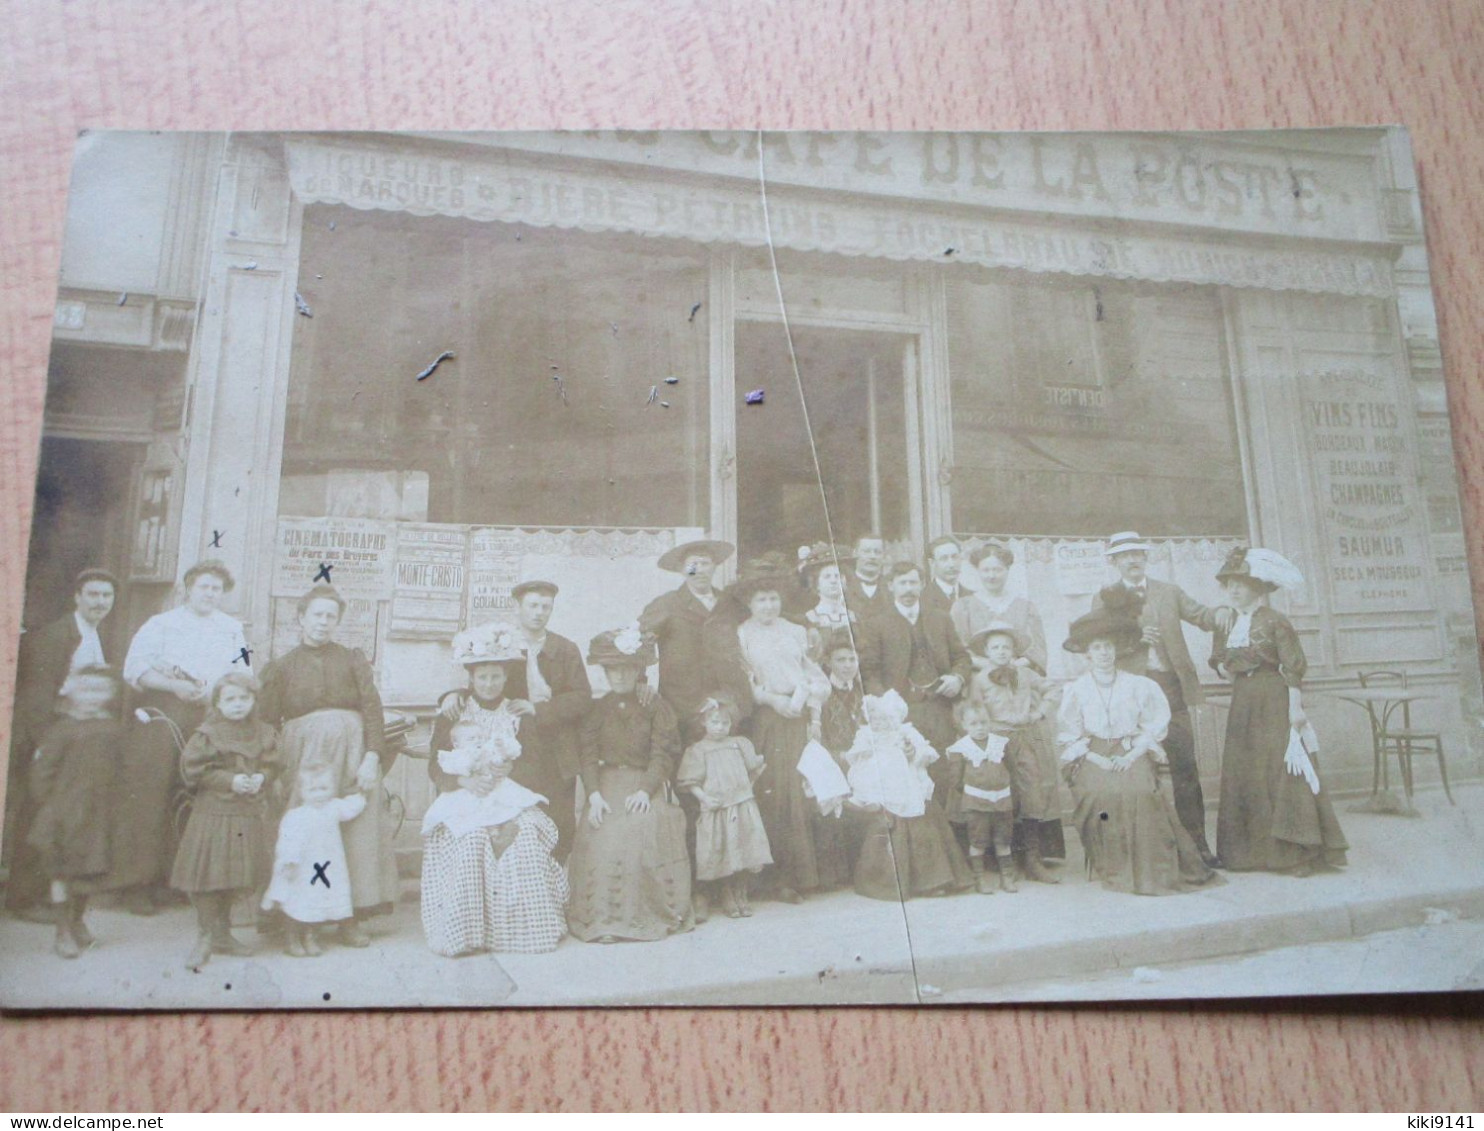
[1358,669,1416,732]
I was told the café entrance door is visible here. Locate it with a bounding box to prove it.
[732,322,922,567]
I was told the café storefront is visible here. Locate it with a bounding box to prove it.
[42,129,1479,827]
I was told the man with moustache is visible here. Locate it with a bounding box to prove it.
[637,539,736,728]
[842,533,891,623]
[856,561,972,800]
[922,536,973,617]
[4,568,119,920]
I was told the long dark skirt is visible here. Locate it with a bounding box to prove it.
[750,707,849,893]
[1217,669,1348,872]
[566,767,693,943]
[1072,739,1215,895]
[853,805,973,901]
[106,691,203,891]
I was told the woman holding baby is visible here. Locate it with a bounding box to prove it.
[422,621,569,956]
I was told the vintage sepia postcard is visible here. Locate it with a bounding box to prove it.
[2,128,1481,1010]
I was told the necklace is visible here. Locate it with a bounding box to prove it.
[1091,669,1118,717]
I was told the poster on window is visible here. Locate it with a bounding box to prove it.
[466,527,524,627]
[269,516,398,599]
[389,522,468,637]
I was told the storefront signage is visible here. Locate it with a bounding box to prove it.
[284,139,1396,299]
[1302,370,1432,612]
[1052,541,1111,596]
[269,516,398,599]
[474,131,1382,244]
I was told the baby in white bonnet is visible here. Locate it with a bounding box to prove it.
[422,717,546,839]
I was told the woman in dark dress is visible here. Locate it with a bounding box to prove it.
[797,542,857,664]
[257,585,398,945]
[1212,548,1348,875]
[567,628,693,943]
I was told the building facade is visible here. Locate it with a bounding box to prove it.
[31,129,1480,824]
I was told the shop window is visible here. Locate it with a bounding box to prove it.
[947,274,1249,538]
[283,207,710,529]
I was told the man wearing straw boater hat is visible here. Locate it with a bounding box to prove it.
[637,538,736,728]
[1090,531,1234,869]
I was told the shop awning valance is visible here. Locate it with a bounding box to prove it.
[284,138,1397,299]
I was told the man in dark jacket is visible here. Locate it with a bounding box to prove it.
[4,568,118,919]
[921,535,973,616]
[502,580,592,862]
[856,561,971,799]
[842,533,892,623]
[637,538,735,730]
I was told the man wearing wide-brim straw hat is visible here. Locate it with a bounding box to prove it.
[637,538,736,727]
[1089,530,1235,870]
[637,537,737,924]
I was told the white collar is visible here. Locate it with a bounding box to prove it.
[74,611,101,638]
[935,577,957,596]
[947,733,1005,766]
[894,601,919,623]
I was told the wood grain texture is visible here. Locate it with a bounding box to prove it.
[1,0,1482,1112]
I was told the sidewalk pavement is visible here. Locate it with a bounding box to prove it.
[1,784,1480,1009]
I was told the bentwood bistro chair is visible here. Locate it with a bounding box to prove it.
[1357,669,1455,806]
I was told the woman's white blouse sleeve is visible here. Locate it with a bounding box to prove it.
[1056,679,1091,763]
[1133,676,1171,747]
[122,614,168,689]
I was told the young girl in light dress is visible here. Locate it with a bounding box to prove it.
[676,693,773,918]
[262,766,366,956]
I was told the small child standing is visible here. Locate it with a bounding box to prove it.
[261,767,366,957]
[676,694,773,918]
[170,671,282,969]
[945,701,1016,894]
[968,623,1064,884]
[27,666,127,958]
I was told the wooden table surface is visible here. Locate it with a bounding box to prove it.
[1,0,1481,1111]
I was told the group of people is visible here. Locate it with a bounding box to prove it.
[3,527,1351,967]
[5,563,398,963]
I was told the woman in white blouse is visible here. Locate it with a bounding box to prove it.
[110,559,251,912]
[1056,609,1217,896]
[732,553,844,903]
